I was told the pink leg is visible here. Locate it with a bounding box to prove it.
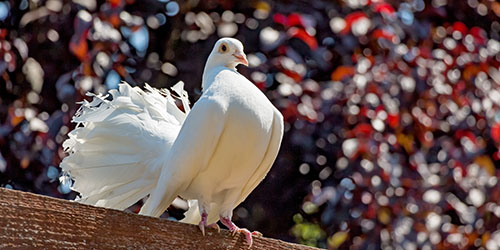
[220,217,262,248]
[198,212,220,235]
[198,212,208,236]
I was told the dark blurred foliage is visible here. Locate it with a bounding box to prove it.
[2,0,500,249]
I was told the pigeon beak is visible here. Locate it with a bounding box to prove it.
[232,52,248,67]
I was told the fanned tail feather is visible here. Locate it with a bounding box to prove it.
[60,81,190,211]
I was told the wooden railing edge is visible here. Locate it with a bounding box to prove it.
[0,187,319,249]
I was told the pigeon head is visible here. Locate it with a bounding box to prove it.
[206,38,248,70]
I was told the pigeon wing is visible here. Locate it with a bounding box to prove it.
[139,97,227,217]
[235,110,284,206]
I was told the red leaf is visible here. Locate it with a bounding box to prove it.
[273,13,287,26]
[491,123,500,143]
[289,28,318,50]
[374,3,395,17]
[353,123,373,137]
[469,26,487,44]
[372,29,395,42]
[452,22,468,36]
[287,13,304,28]
[387,113,399,128]
[342,11,368,34]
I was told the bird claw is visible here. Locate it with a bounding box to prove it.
[198,221,206,236]
[252,231,263,237]
[229,228,255,248]
[220,216,258,248]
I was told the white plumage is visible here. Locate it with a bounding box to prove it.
[60,38,283,246]
[60,82,190,209]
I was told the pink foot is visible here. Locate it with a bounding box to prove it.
[220,217,262,248]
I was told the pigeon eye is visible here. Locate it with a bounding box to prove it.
[219,44,228,53]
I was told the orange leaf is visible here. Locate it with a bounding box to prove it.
[331,66,355,81]
[109,14,121,27]
[70,38,88,61]
[474,155,496,176]
[463,65,480,81]
[377,207,391,225]
[108,0,122,7]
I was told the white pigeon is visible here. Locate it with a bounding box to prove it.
[60,37,284,247]
[139,37,284,246]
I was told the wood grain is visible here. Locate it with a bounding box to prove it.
[0,188,317,249]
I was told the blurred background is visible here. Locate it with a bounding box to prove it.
[1,0,500,249]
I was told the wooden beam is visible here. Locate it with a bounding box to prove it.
[0,188,317,249]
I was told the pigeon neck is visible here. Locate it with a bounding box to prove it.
[202,65,236,91]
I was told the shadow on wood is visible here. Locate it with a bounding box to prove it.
[0,188,318,249]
